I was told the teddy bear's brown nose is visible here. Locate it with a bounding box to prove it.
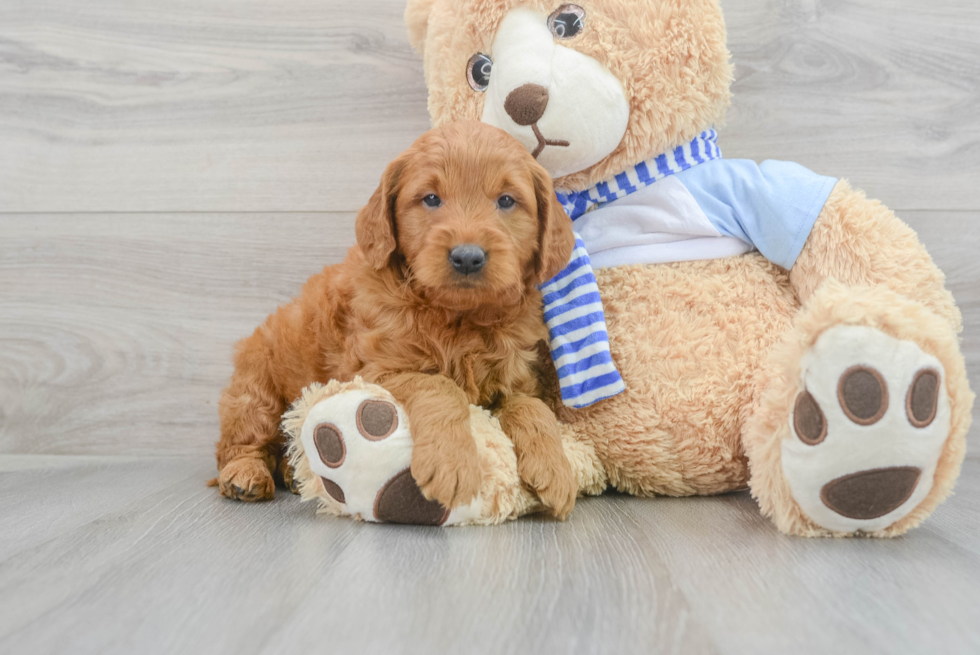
[504,84,550,126]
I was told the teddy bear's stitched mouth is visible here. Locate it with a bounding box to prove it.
[531,123,570,159]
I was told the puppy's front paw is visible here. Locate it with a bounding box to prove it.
[276,458,300,495]
[519,452,577,520]
[411,435,481,510]
[218,457,275,502]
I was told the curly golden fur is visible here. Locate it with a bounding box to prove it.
[214,121,577,517]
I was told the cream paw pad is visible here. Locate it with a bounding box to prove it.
[283,378,533,527]
[783,325,951,534]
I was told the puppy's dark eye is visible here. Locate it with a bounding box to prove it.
[497,195,517,210]
[467,54,493,92]
[423,194,442,208]
[548,5,586,39]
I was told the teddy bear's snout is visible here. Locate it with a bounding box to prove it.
[504,83,550,126]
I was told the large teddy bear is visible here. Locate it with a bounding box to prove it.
[286,0,973,537]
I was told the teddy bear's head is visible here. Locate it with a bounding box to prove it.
[406,0,733,192]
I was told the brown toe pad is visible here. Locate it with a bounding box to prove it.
[794,390,827,445]
[907,369,940,428]
[321,477,346,504]
[314,423,346,468]
[357,400,399,441]
[838,366,888,426]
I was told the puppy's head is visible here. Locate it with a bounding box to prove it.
[356,121,574,310]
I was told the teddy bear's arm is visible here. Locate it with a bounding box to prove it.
[789,180,962,333]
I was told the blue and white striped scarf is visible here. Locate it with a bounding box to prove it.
[542,130,722,408]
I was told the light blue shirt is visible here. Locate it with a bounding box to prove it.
[679,158,839,268]
[574,158,838,270]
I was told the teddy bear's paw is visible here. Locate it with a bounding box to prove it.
[297,386,484,526]
[782,325,950,534]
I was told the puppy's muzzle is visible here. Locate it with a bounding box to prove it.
[449,245,487,276]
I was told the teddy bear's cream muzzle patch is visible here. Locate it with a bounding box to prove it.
[480,8,629,179]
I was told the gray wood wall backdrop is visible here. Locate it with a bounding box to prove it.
[1,0,978,460]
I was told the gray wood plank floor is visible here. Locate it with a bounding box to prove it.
[1,0,979,653]
[1,0,978,213]
[0,455,978,654]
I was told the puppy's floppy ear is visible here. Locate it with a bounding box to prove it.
[531,163,576,285]
[356,157,405,271]
[405,0,438,54]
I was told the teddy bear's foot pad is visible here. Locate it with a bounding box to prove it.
[297,387,480,526]
[819,466,921,520]
[783,325,950,534]
[374,469,450,526]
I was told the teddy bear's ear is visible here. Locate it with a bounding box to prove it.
[405,0,438,54]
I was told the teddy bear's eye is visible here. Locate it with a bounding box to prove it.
[549,4,586,39]
[467,54,493,92]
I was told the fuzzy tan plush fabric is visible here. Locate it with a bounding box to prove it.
[409,0,732,192]
[400,0,973,537]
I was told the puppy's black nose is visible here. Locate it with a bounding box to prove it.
[449,245,487,275]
